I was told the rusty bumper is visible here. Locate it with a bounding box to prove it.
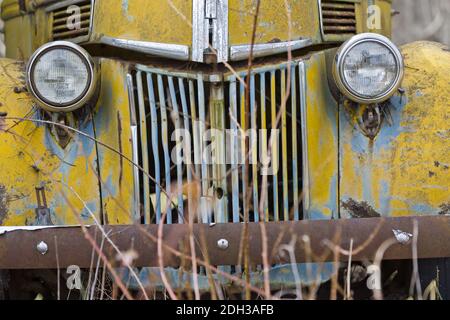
[0,215,449,269]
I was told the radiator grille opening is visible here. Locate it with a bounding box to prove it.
[321,0,356,35]
[51,0,92,41]
[130,64,304,226]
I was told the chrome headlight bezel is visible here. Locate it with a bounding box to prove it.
[26,41,99,112]
[333,33,404,104]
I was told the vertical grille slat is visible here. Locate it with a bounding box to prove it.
[136,71,151,224]
[197,76,210,224]
[250,74,259,222]
[299,62,309,218]
[50,0,93,42]
[239,79,249,222]
[229,78,240,224]
[210,83,228,224]
[188,80,201,182]
[280,69,289,221]
[168,76,185,223]
[260,72,269,221]
[320,0,357,36]
[290,65,300,221]
[147,74,162,223]
[270,70,280,222]
[157,74,173,224]
[178,79,193,205]
[131,62,305,226]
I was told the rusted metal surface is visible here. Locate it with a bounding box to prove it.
[1,215,449,269]
[339,42,450,219]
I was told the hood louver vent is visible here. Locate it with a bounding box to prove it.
[320,0,356,36]
[51,0,92,42]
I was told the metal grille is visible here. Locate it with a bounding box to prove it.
[320,0,357,35]
[51,0,93,42]
[129,62,306,226]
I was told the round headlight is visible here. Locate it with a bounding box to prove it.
[333,33,404,104]
[26,41,99,112]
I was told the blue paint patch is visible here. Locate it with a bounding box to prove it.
[340,94,414,215]
[80,121,96,157]
[104,174,118,197]
[122,0,128,11]
[372,95,409,153]
[121,0,134,22]
[308,209,332,220]
[411,203,435,215]
[328,174,338,218]
[344,95,410,156]
[80,201,98,220]
[379,180,391,215]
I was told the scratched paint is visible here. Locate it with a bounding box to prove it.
[93,59,137,225]
[229,0,321,45]
[340,42,450,218]
[304,51,339,220]
[0,58,101,226]
[1,1,394,61]
[121,0,134,22]
[0,0,446,292]
[93,0,192,45]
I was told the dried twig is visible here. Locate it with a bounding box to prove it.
[409,220,422,299]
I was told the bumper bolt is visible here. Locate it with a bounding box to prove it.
[36,241,49,255]
[217,239,229,250]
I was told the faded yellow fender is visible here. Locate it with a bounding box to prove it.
[340,41,450,218]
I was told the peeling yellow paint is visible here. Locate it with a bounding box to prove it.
[93,0,192,46]
[94,59,136,225]
[340,42,450,217]
[0,58,101,226]
[305,52,339,219]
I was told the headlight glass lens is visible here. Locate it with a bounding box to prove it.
[32,48,90,106]
[342,41,398,98]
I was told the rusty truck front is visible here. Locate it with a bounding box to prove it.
[0,0,449,299]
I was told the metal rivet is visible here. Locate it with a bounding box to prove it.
[36,241,48,255]
[217,239,229,250]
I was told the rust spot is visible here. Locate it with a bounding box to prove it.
[357,104,383,140]
[342,199,381,219]
[0,185,9,225]
[439,204,450,216]
[13,87,22,94]
[434,161,449,170]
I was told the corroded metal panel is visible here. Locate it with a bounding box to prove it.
[228,0,321,46]
[304,51,339,219]
[93,59,137,225]
[92,0,193,46]
[1,216,449,269]
[339,42,450,218]
[0,58,101,226]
